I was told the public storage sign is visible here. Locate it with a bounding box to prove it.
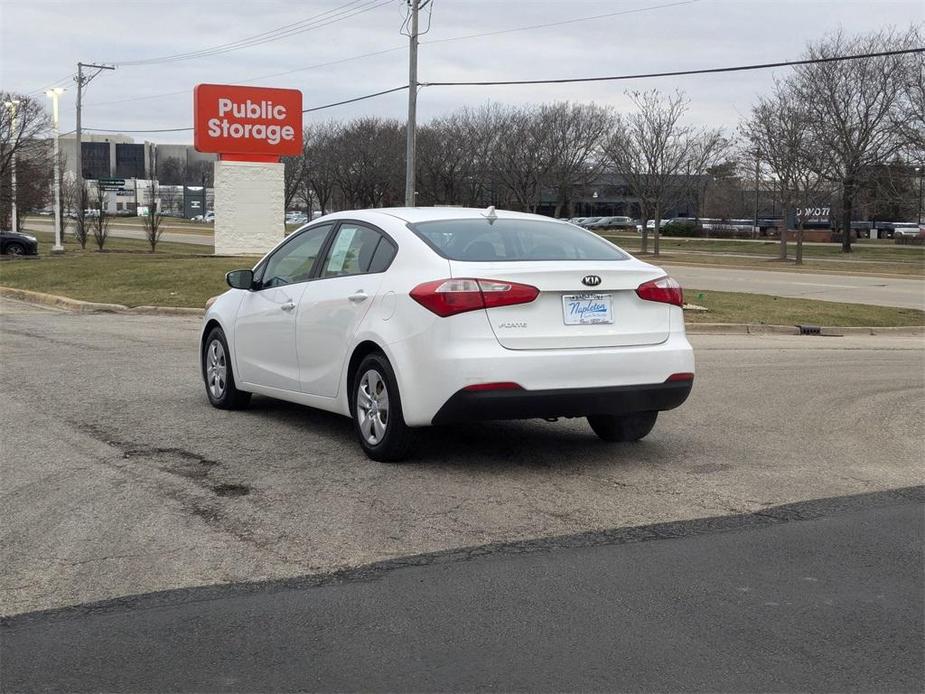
[194,83,302,160]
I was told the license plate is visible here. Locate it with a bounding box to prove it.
[562,293,613,325]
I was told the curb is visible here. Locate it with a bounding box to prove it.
[3,286,921,334]
[0,287,203,317]
[686,322,925,336]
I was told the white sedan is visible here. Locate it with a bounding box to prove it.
[200,207,694,461]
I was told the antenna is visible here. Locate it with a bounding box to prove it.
[482,205,497,223]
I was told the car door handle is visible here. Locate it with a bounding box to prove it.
[280,301,295,312]
[348,291,368,303]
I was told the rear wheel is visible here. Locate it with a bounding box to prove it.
[202,327,251,410]
[352,353,413,462]
[587,411,658,442]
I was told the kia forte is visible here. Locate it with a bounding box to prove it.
[201,207,694,461]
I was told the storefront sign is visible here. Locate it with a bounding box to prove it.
[194,84,302,161]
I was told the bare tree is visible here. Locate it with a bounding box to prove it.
[0,93,50,229]
[604,90,721,255]
[91,183,110,250]
[492,105,550,212]
[792,27,913,252]
[541,102,611,217]
[329,117,403,209]
[303,121,339,214]
[740,80,818,260]
[140,180,164,251]
[156,156,185,186]
[893,26,924,159]
[283,145,306,212]
[65,178,91,249]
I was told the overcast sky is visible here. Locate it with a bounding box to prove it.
[1,0,921,144]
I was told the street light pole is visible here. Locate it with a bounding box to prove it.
[404,0,419,208]
[5,99,21,231]
[916,166,923,225]
[46,88,65,252]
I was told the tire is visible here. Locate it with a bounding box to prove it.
[4,242,25,256]
[202,327,251,410]
[351,352,413,462]
[587,411,658,442]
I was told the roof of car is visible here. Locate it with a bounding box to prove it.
[317,207,560,225]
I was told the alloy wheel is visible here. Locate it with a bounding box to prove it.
[356,369,389,445]
[206,339,227,399]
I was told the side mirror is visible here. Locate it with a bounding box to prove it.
[226,269,254,290]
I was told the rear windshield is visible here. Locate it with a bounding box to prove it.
[410,218,629,262]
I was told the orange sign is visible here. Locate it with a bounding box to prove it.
[194,83,302,161]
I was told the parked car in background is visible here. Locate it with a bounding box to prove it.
[1,230,39,256]
[286,211,309,225]
[577,217,603,228]
[891,223,921,238]
[588,216,635,231]
[202,207,694,461]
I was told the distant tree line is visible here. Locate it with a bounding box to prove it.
[1,25,921,258]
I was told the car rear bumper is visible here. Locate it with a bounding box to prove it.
[432,379,693,424]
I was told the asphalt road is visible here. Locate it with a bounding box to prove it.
[664,263,925,309]
[1,298,923,619]
[2,491,922,693]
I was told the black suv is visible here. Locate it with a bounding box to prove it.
[0,230,39,256]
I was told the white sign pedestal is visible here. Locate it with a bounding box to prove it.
[213,159,284,256]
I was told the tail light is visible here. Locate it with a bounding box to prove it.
[463,382,523,392]
[636,276,683,307]
[666,372,694,382]
[410,278,539,317]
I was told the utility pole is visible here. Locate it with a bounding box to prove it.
[75,61,115,184]
[404,0,419,207]
[46,89,65,252]
[753,149,760,238]
[4,99,20,231]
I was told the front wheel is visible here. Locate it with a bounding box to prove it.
[202,327,251,410]
[352,353,413,462]
[587,411,658,442]
[4,242,25,256]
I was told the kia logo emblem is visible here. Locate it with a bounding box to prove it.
[582,274,602,287]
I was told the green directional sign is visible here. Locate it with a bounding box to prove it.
[99,177,126,191]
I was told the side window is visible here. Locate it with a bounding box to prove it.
[367,237,396,273]
[260,223,333,289]
[322,224,383,278]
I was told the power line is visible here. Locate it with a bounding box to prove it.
[81,47,923,134]
[24,73,73,97]
[84,46,406,108]
[421,47,925,87]
[421,0,701,46]
[303,85,408,113]
[108,0,392,66]
[84,84,410,132]
[81,0,695,108]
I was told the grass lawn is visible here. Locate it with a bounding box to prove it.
[0,232,249,308]
[684,288,925,327]
[2,239,922,325]
[601,234,925,277]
